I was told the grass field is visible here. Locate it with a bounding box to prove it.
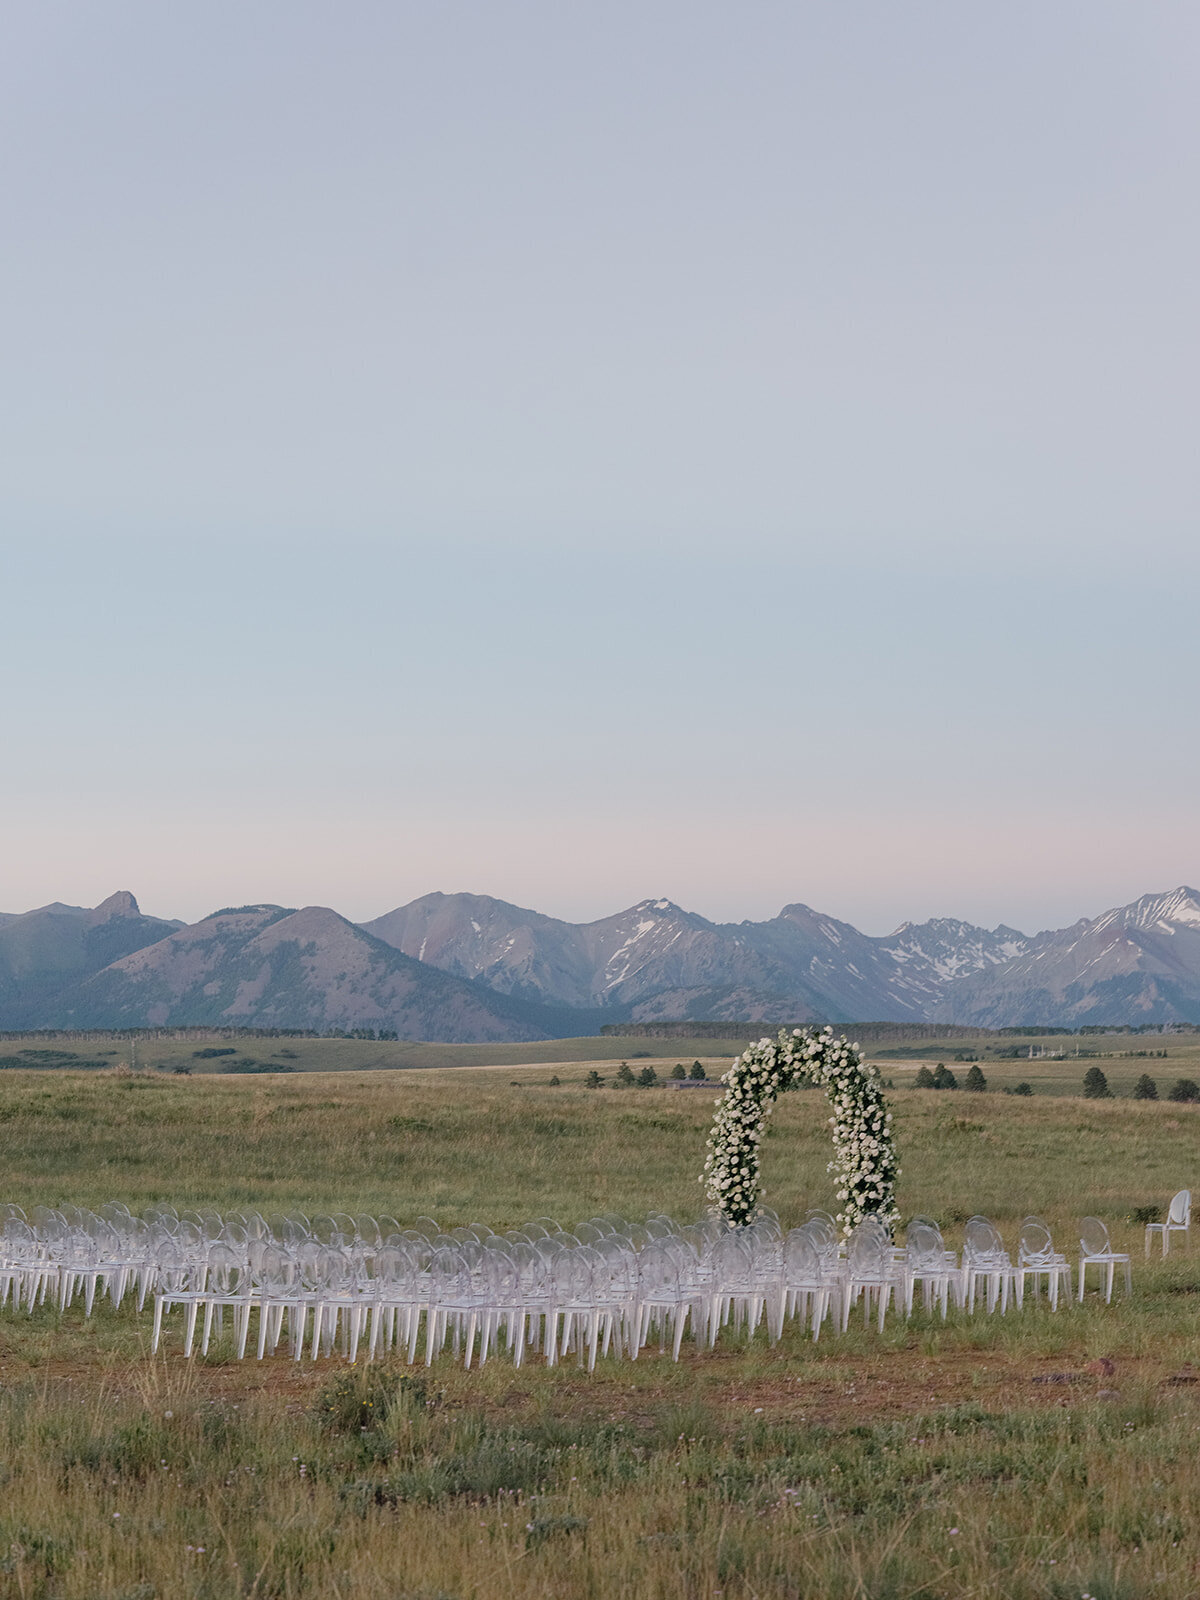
[2,1025,1197,1097]
[2,1066,1200,1598]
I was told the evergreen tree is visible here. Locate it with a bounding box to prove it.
[670,1063,687,1079]
[1082,1066,1112,1099]
[637,1065,659,1088]
[1011,1081,1034,1096]
[584,1070,603,1088]
[615,1061,636,1086]
[914,1065,936,1088]
[964,1064,987,1092]
[548,1074,561,1086]
[932,1063,958,1090]
[689,1060,707,1081]
[1133,1073,1158,1100]
[1167,1078,1200,1103]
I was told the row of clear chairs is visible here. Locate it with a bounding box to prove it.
[0,1201,1134,1365]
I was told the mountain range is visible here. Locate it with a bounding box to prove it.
[3,885,1200,1040]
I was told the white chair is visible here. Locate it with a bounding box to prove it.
[777,1223,838,1341]
[902,1217,958,1319]
[1145,1190,1190,1258]
[841,1218,899,1333]
[1078,1217,1131,1303]
[1014,1217,1072,1311]
[962,1216,1014,1314]
[196,1244,256,1357]
[705,1231,765,1348]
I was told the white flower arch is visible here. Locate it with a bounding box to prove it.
[702,1026,899,1232]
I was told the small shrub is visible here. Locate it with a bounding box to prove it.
[0,1528,74,1580]
[671,1063,687,1079]
[584,1070,603,1088]
[913,1066,935,1088]
[192,1046,238,1059]
[313,1370,426,1433]
[548,1074,561,1086]
[637,1065,659,1088]
[1127,1204,1162,1226]
[963,1064,987,1092]
[65,1414,175,1480]
[1168,1078,1200,1103]
[932,1063,958,1090]
[630,1050,653,1059]
[1007,1082,1034,1096]
[1133,1073,1159,1100]
[1082,1066,1112,1099]
[525,1514,588,1550]
[689,1060,707,1081]
[365,1438,552,1505]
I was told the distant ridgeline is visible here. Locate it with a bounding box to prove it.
[600,1020,1199,1042]
[0,1026,388,1043]
[600,1021,986,1042]
[7,886,1200,1038]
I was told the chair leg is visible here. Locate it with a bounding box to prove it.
[236,1302,252,1359]
[184,1300,200,1357]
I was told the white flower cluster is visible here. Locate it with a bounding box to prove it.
[700,1025,899,1234]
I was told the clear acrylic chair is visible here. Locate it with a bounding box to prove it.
[841,1217,898,1332]
[197,1243,256,1357]
[1145,1190,1190,1258]
[779,1224,838,1341]
[706,1231,762,1348]
[634,1241,692,1360]
[903,1217,957,1319]
[1015,1217,1072,1311]
[545,1247,597,1367]
[1078,1216,1132,1302]
[963,1216,1013,1314]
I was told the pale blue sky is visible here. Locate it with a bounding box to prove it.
[2,4,1197,933]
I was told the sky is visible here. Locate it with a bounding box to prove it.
[2,3,1197,936]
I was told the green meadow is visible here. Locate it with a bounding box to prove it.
[1,1063,1200,1597]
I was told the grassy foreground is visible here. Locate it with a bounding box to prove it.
[1,1068,1200,1598]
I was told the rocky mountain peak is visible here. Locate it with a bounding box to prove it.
[91,890,140,922]
[1119,886,1200,931]
[9,882,1200,1035]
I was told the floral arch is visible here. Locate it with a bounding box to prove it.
[702,1026,898,1232]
